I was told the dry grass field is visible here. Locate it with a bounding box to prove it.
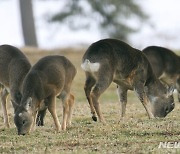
[0,47,180,153]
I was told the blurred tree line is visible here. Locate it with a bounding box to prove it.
[19,0,147,47]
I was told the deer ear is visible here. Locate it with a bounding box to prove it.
[25,97,33,111]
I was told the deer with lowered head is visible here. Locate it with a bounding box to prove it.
[81,39,175,123]
[0,45,31,128]
[142,46,180,102]
[13,55,76,135]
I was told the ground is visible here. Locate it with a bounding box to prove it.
[0,48,180,153]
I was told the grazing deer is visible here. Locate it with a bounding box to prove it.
[81,39,174,123]
[0,45,31,128]
[142,46,180,102]
[13,55,76,135]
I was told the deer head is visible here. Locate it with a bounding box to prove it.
[13,97,35,135]
[145,81,175,117]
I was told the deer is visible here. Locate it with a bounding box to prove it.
[0,45,31,128]
[142,46,180,102]
[81,39,175,123]
[12,55,76,135]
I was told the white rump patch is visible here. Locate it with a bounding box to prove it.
[81,59,100,72]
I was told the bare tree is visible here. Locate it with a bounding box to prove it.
[50,0,148,41]
[19,0,38,47]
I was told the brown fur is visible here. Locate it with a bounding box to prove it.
[82,39,174,123]
[143,46,180,102]
[13,55,76,135]
[0,45,31,128]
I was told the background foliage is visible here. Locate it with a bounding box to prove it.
[51,0,148,41]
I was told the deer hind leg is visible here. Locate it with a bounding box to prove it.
[84,74,97,121]
[134,82,154,119]
[117,86,127,119]
[0,88,9,128]
[66,93,75,127]
[59,91,71,131]
[47,96,61,132]
[90,73,112,123]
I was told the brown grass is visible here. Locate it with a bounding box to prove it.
[0,47,180,153]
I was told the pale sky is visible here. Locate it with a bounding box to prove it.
[0,0,180,50]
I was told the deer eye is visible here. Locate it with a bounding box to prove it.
[165,107,169,113]
[22,120,26,125]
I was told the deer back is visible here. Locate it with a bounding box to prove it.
[0,45,31,103]
[21,55,76,103]
[142,46,180,79]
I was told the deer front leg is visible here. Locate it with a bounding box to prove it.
[36,107,47,126]
[117,86,127,119]
[47,96,61,132]
[134,83,155,119]
[31,111,38,132]
[0,88,9,128]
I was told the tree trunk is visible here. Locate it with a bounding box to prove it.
[19,0,38,47]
